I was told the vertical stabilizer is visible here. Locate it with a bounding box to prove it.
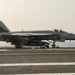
[0,21,10,32]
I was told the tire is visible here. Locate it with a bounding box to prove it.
[52,44,55,48]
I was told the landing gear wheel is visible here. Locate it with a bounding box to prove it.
[52,44,56,48]
[52,40,56,48]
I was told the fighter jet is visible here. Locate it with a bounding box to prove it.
[0,21,75,48]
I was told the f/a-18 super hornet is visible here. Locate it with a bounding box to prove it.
[0,21,75,48]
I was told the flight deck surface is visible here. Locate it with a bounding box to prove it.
[0,47,75,74]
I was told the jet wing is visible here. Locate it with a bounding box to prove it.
[1,33,60,43]
[2,35,29,43]
[11,33,54,36]
[25,33,60,38]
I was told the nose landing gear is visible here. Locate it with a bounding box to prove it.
[52,41,56,48]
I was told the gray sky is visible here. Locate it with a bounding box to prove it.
[0,0,75,33]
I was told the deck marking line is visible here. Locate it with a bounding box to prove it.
[2,73,75,75]
[0,51,75,55]
[0,62,75,66]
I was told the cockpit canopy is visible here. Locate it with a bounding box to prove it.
[54,29,66,33]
